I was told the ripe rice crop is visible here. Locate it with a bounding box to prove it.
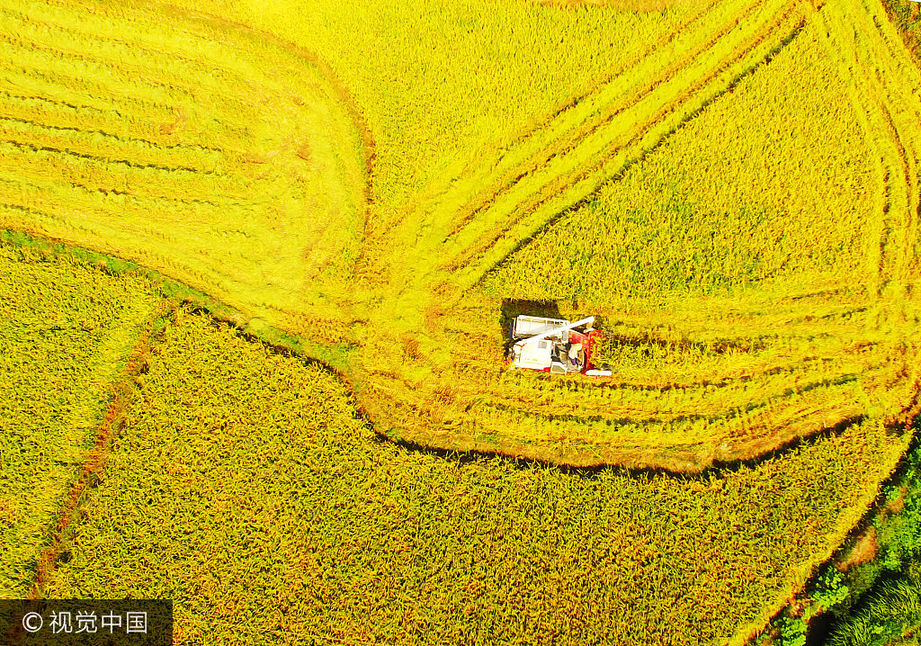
[343,0,921,469]
[484,14,876,299]
[42,308,909,645]
[2,0,920,472]
[4,0,921,642]
[0,238,156,596]
[175,0,701,217]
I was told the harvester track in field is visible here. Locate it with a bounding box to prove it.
[816,0,921,298]
[386,0,723,232]
[357,0,720,252]
[357,0,814,337]
[855,18,921,291]
[440,0,775,237]
[474,368,871,425]
[440,0,820,289]
[360,0,798,300]
[353,0,921,470]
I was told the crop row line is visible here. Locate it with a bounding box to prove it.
[1,2,289,97]
[0,12,292,142]
[0,141,246,205]
[0,176,250,237]
[851,1,921,291]
[472,344,889,414]
[0,39,263,148]
[0,112,224,158]
[426,376,874,469]
[476,371,867,438]
[472,367,872,425]
[0,116,227,176]
[816,1,919,302]
[1,65,187,136]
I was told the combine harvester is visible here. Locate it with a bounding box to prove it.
[508,315,612,377]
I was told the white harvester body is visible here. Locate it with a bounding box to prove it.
[509,315,605,375]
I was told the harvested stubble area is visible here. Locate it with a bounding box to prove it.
[40,306,910,645]
[0,242,156,596]
[0,0,368,343]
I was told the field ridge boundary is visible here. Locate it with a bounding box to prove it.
[26,302,168,598]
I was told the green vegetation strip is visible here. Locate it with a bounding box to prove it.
[756,437,921,646]
[826,485,921,646]
[828,560,921,646]
[0,241,157,596]
[43,307,907,645]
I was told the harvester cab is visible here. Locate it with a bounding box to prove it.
[508,315,611,376]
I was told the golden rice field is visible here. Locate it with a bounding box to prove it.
[3,0,918,469]
[0,240,157,596]
[2,0,921,641]
[16,275,905,646]
[0,0,921,471]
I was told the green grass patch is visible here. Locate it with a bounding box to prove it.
[825,558,921,646]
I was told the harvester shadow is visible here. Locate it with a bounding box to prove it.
[500,298,564,325]
[371,413,910,485]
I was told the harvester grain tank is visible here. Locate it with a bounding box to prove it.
[508,315,612,376]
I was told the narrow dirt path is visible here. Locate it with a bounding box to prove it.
[27,302,170,598]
